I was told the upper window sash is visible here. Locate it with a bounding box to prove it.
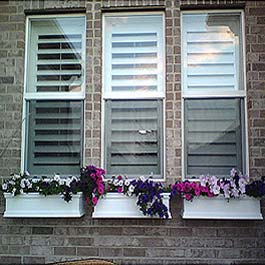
[181,11,245,97]
[103,12,165,99]
[24,15,86,100]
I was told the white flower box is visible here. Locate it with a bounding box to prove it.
[182,196,263,220]
[3,192,85,218]
[92,192,171,218]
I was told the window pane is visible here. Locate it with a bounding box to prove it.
[105,99,163,178]
[184,98,244,177]
[182,13,243,93]
[26,100,83,175]
[104,14,164,97]
[27,17,85,93]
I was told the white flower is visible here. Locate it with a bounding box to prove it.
[12,188,16,196]
[53,174,60,182]
[200,175,208,187]
[211,184,220,195]
[9,180,15,186]
[127,191,132,196]
[20,189,24,194]
[14,174,21,179]
[129,185,135,193]
[232,188,239,198]
[113,179,119,186]
[32,178,39,183]
[139,176,146,182]
[2,183,7,191]
[71,176,78,182]
[210,176,218,185]
[65,178,72,187]
[124,179,131,186]
[59,179,65,185]
[118,180,124,186]
[24,171,30,177]
[20,180,25,189]
[28,183,32,189]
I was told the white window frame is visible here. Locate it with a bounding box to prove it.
[21,14,86,174]
[101,12,166,180]
[181,10,249,180]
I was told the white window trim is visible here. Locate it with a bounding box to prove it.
[180,10,249,180]
[101,12,166,181]
[21,14,86,174]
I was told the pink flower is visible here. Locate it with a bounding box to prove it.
[117,186,123,193]
[117,175,123,180]
[207,191,214,198]
[90,173,96,180]
[176,183,183,192]
[194,187,201,196]
[185,193,192,201]
[191,182,198,189]
[98,185,104,195]
[200,186,208,193]
[92,196,98,205]
[96,177,103,186]
[184,182,191,192]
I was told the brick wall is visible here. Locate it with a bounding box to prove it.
[0,0,265,264]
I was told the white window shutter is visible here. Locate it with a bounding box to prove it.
[104,15,164,98]
[183,14,240,94]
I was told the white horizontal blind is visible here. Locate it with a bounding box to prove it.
[185,99,243,176]
[104,14,164,98]
[105,100,162,177]
[27,17,85,95]
[183,14,240,94]
[27,100,83,175]
[36,34,82,92]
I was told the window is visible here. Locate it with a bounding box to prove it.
[103,13,165,179]
[23,15,86,175]
[182,11,247,177]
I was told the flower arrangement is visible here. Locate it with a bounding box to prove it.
[80,165,106,206]
[1,165,106,205]
[131,177,170,219]
[170,180,214,201]
[107,175,132,194]
[1,172,81,202]
[106,175,170,219]
[171,168,259,201]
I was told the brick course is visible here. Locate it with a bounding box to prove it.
[0,0,265,264]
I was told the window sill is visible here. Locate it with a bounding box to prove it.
[3,192,85,218]
[92,192,171,219]
[182,196,263,220]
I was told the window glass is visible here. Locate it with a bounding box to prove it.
[27,17,85,93]
[26,100,83,175]
[104,14,164,98]
[104,99,163,177]
[24,16,85,176]
[184,98,244,176]
[103,13,165,179]
[182,13,243,94]
[182,12,246,178]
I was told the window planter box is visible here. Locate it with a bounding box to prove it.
[182,196,263,220]
[92,192,171,218]
[3,192,85,218]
